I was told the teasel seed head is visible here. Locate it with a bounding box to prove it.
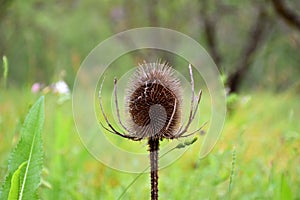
[125,61,182,140]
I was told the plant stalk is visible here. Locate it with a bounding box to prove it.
[148,138,159,200]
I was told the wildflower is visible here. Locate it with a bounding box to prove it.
[31,83,42,93]
[53,80,70,95]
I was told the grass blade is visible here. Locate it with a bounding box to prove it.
[278,173,292,200]
[228,147,236,199]
[2,55,8,88]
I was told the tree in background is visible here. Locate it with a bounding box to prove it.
[199,0,300,93]
[0,0,299,92]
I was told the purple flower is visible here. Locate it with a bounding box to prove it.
[31,83,41,93]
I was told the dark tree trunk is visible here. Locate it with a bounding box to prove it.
[227,7,271,93]
[271,0,300,31]
[200,0,222,68]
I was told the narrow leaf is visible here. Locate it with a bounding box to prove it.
[2,55,8,79]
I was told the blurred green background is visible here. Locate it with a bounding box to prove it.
[0,0,300,199]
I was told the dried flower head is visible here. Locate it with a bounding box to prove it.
[125,62,182,140]
[99,61,203,141]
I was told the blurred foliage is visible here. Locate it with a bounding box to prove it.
[0,0,299,92]
[0,89,299,199]
[0,1,299,198]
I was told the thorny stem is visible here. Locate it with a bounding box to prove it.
[117,137,198,200]
[148,138,159,200]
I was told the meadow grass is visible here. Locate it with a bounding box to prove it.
[0,88,299,199]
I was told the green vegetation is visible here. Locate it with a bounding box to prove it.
[0,89,299,199]
[2,56,8,88]
[0,96,44,200]
[0,0,299,199]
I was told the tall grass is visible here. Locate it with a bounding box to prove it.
[0,89,299,199]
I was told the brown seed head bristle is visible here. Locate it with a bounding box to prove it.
[125,61,182,140]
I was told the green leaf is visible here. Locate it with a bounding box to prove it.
[8,161,27,200]
[0,96,45,200]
